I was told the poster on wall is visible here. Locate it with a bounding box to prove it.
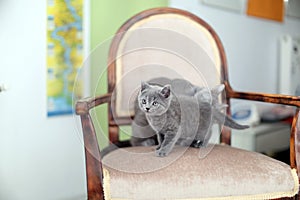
[46,0,83,117]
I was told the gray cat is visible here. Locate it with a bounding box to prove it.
[136,81,249,157]
[131,78,198,146]
[131,78,248,147]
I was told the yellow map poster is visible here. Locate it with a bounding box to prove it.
[47,0,83,116]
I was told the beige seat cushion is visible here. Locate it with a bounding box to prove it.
[102,144,298,200]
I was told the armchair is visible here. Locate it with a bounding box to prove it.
[76,7,300,200]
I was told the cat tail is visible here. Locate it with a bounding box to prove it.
[214,110,249,130]
[224,115,250,129]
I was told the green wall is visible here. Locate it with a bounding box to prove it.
[90,0,168,148]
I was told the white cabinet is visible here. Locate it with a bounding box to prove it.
[231,123,290,153]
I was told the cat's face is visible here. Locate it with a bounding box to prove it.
[138,82,171,115]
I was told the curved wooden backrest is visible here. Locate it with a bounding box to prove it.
[107,7,230,143]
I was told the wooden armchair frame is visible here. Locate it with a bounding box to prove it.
[76,8,300,200]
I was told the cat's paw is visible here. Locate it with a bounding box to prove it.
[155,150,167,157]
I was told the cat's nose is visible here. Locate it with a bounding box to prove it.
[145,107,150,112]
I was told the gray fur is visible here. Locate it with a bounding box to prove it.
[130,78,201,147]
[134,80,249,157]
[131,97,157,147]
[138,82,200,156]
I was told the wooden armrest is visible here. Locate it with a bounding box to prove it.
[226,83,300,174]
[75,93,112,200]
[75,93,112,115]
[226,82,300,107]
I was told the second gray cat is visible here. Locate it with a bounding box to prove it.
[135,80,249,157]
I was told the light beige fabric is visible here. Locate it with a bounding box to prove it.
[102,145,298,200]
[113,14,221,117]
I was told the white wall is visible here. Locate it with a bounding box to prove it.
[0,0,86,200]
[170,0,300,93]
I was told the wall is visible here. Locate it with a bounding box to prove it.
[90,0,168,148]
[170,0,300,93]
[0,1,169,199]
[0,0,86,199]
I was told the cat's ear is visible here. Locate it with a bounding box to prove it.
[141,81,150,91]
[160,85,171,98]
[212,84,225,95]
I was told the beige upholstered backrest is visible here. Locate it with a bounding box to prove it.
[108,8,227,119]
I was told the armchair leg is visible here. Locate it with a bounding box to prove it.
[80,114,105,200]
[85,149,104,200]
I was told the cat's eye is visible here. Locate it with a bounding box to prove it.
[152,101,157,106]
[142,99,146,104]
